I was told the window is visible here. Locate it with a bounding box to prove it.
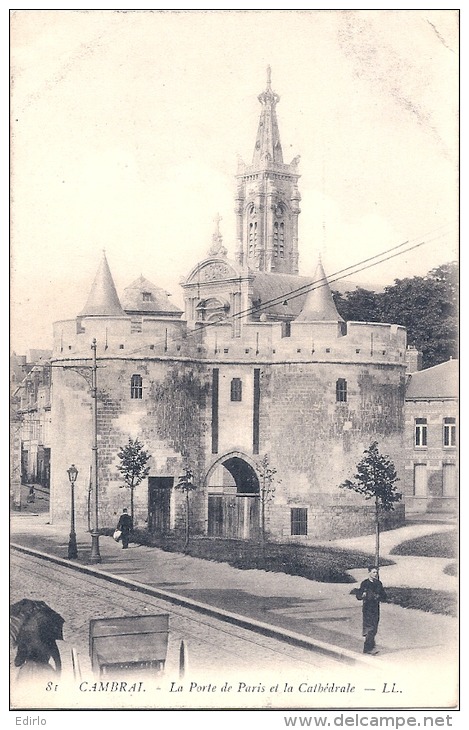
[248,219,257,257]
[415,418,427,447]
[279,221,285,258]
[130,374,143,399]
[273,221,285,258]
[336,378,347,402]
[230,377,242,402]
[142,291,152,302]
[291,508,308,536]
[443,417,456,447]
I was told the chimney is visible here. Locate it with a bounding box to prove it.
[405,345,423,373]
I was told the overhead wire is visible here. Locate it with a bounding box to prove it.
[118,222,456,357]
[50,222,456,362]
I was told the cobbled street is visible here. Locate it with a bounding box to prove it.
[11,549,345,709]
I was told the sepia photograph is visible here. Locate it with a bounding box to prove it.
[9,8,459,719]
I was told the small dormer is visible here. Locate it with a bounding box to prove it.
[121,275,183,318]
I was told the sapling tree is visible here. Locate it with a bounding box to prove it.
[116,437,151,522]
[339,441,402,567]
[176,467,197,553]
[256,454,280,559]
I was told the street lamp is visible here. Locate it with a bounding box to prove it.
[67,464,78,559]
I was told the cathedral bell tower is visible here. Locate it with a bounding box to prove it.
[235,67,301,274]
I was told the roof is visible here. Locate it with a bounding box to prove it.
[250,272,311,318]
[406,359,459,400]
[79,252,126,317]
[121,276,183,316]
[295,258,344,323]
[27,349,52,363]
[251,262,343,321]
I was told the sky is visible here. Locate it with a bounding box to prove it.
[9,9,459,354]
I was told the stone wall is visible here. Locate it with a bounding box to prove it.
[49,357,211,530]
[258,360,406,541]
[50,350,406,541]
[268,501,405,542]
[264,362,405,489]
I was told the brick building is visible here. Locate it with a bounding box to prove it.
[10,351,52,498]
[49,70,408,540]
[404,359,458,514]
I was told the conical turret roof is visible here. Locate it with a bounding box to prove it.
[79,252,126,317]
[295,258,344,322]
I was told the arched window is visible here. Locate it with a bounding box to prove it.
[230,377,242,402]
[248,203,257,258]
[273,221,285,259]
[336,378,347,402]
[249,222,257,257]
[131,374,143,399]
[279,222,285,258]
[273,222,279,257]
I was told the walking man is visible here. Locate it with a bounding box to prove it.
[356,566,387,654]
[116,508,133,549]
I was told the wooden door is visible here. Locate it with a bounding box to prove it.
[148,477,173,534]
[208,495,260,539]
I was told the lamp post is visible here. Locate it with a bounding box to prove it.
[67,464,78,559]
[90,339,101,563]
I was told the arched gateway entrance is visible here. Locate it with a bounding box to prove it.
[206,454,260,539]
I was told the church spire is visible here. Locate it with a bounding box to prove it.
[296,258,343,322]
[252,66,284,167]
[235,68,301,274]
[79,251,126,317]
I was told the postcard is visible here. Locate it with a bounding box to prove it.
[9,8,459,722]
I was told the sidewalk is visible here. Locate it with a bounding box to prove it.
[10,513,458,675]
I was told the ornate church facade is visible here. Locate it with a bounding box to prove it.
[49,70,407,541]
